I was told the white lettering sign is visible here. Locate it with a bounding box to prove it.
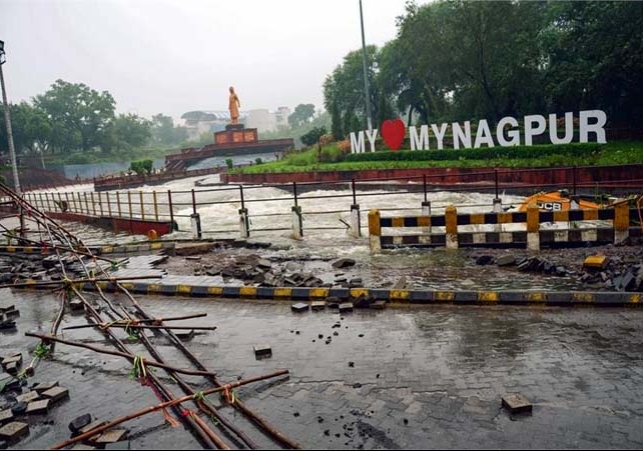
[349,110,608,153]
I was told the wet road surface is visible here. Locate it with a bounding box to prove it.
[3,290,643,449]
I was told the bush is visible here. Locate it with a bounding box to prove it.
[342,142,604,163]
[255,157,263,165]
[129,159,153,176]
[300,126,328,147]
[225,158,233,169]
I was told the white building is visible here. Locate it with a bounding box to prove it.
[246,107,292,133]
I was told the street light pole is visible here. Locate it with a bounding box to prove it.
[359,0,373,133]
[0,41,21,195]
[0,40,25,237]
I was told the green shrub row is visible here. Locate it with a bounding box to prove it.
[342,143,603,163]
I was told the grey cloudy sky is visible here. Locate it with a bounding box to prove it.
[2,0,416,122]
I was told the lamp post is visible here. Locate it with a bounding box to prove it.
[358,0,373,133]
[0,39,25,237]
[0,40,21,194]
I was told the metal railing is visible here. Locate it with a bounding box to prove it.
[7,165,643,240]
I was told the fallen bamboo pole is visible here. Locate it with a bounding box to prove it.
[25,333,218,378]
[68,287,221,449]
[2,184,221,448]
[108,291,260,450]
[118,283,303,449]
[63,324,216,332]
[61,313,208,330]
[49,369,290,450]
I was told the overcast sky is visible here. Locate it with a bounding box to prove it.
[1,0,418,122]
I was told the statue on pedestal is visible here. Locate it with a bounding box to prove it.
[228,86,241,125]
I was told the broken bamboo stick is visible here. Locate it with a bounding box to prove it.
[24,332,218,378]
[50,369,290,450]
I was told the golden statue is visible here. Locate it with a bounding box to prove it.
[228,86,241,125]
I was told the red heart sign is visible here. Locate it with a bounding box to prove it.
[380,119,406,151]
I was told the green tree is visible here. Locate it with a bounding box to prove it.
[300,126,327,147]
[151,113,175,145]
[103,113,151,151]
[288,104,316,127]
[542,1,643,127]
[323,45,381,133]
[34,79,116,152]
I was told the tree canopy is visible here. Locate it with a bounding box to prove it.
[323,0,643,138]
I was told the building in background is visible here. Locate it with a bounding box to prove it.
[246,107,291,133]
[180,110,248,141]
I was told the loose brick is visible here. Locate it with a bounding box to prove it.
[26,399,51,415]
[16,391,40,404]
[501,394,533,414]
[41,386,69,404]
[95,429,127,444]
[0,422,29,445]
[0,410,13,425]
[253,344,272,358]
[291,302,309,313]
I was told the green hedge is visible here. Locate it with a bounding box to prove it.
[342,143,604,163]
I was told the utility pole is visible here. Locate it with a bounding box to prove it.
[0,40,25,237]
[359,0,373,133]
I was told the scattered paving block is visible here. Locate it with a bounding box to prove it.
[41,386,69,404]
[0,410,13,425]
[326,297,341,308]
[1,355,22,368]
[583,255,608,269]
[370,300,387,309]
[0,304,15,313]
[253,344,272,358]
[26,399,51,415]
[33,381,59,393]
[291,303,309,313]
[0,422,29,445]
[105,440,131,450]
[311,301,326,311]
[79,420,108,436]
[71,445,97,450]
[69,299,84,311]
[339,303,354,313]
[16,391,40,404]
[69,413,92,435]
[94,429,127,444]
[3,363,17,376]
[501,394,533,414]
[4,310,19,320]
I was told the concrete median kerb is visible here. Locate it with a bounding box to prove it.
[14,279,643,307]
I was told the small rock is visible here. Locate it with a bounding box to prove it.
[476,255,494,266]
[495,255,516,266]
[332,258,356,269]
[10,402,27,416]
[69,413,92,435]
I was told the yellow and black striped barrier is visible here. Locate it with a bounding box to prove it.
[12,280,641,307]
[369,203,639,252]
[0,242,175,256]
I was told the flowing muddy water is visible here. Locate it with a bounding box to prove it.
[24,174,600,291]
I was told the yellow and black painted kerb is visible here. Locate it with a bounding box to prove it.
[6,281,626,307]
[0,242,175,256]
